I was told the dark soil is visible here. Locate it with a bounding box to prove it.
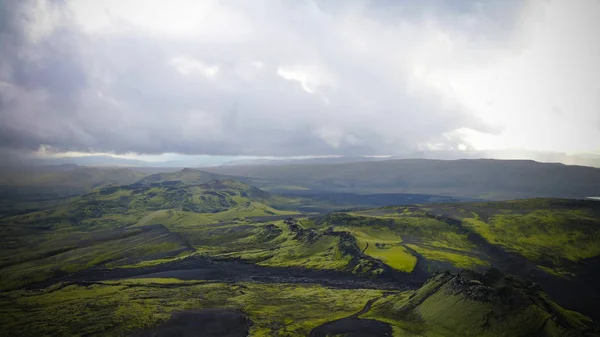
[133,309,250,337]
[309,318,393,337]
[309,294,394,337]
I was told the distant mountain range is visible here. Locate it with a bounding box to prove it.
[4,158,600,201]
[7,150,600,168]
[205,158,600,199]
[222,156,391,166]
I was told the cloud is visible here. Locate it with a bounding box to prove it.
[416,0,600,153]
[0,0,597,157]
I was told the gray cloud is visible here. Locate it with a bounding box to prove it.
[0,0,521,156]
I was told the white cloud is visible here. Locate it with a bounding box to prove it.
[411,0,600,154]
[170,56,219,78]
[1,0,598,157]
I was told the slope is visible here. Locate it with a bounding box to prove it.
[316,198,600,323]
[1,179,283,231]
[0,179,301,290]
[133,168,252,187]
[364,269,595,336]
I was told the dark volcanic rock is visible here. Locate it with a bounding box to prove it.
[443,269,539,307]
[134,309,251,337]
[309,318,393,337]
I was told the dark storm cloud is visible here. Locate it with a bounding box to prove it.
[0,0,508,156]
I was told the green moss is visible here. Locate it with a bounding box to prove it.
[537,265,575,278]
[406,244,489,269]
[231,284,383,336]
[0,227,192,290]
[0,280,383,337]
[365,244,417,272]
[462,209,600,266]
[323,212,483,271]
[256,234,351,270]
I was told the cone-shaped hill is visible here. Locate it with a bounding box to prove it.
[132,168,251,187]
[362,268,596,336]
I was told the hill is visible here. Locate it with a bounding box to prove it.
[132,168,248,187]
[2,179,287,233]
[0,178,300,290]
[204,158,600,199]
[0,166,149,216]
[315,198,600,323]
[363,269,594,336]
[223,156,389,166]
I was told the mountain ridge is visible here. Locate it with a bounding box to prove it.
[204,158,600,199]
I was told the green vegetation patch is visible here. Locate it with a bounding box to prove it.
[0,280,383,337]
[0,226,192,291]
[366,270,593,337]
[462,208,600,266]
[341,227,416,272]
[405,244,489,269]
[255,233,351,271]
[320,211,484,272]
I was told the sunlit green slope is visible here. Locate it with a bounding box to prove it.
[319,199,600,277]
[366,269,594,336]
[0,179,300,290]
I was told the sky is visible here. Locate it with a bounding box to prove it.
[1,0,599,165]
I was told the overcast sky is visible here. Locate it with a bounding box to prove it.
[1,0,599,161]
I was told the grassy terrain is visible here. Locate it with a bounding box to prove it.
[135,201,297,228]
[0,179,294,231]
[318,211,489,272]
[0,177,305,289]
[416,199,600,274]
[0,175,387,290]
[132,167,256,187]
[365,270,593,336]
[0,280,384,337]
[462,210,600,264]
[4,192,599,292]
[0,225,193,290]
[0,271,592,337]
[339,226,416,272]
[1,168,600,336]
[314,199,600,277]
[149,218,379,275]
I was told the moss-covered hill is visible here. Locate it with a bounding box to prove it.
[0,179,300,290]
[316,198,600,324]
[318,198,600,276]
[365,269,595,336]
[132,168,246,187]
[2,179,289,231]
